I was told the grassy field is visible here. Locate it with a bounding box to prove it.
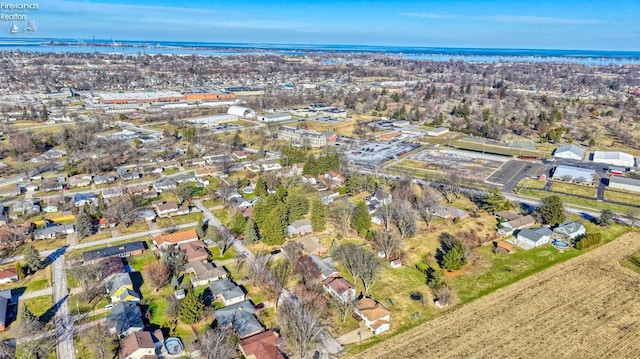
[355,232,640,358]
[517,178,548,189]
[22,295,54,317]
[156,212,203,227]
[604,188,640,205]
[550,181,597,198]
[448,140,543,158]
[520,188,635,213]
[0,265,52,293]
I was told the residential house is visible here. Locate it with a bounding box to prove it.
[106,273,140,303]
[184,158,206,167]
[34,224,75,240]
[67,175,92,188]
[152,179,177,193]
[73,192,98,207]
[13,200,40,214]
[0,187,20,198]
[239,330,284,359]
[119,331,156,359]
[154,202,178,217]
[41,198,59,213]
[231,196,252,209]
[184,261,227,287]
[173,173,196,183]
[433,205,469,221]
[179,241,209,263]
[139,209,157,222]
[93,175,116,185]
[553,221,586,239]
[119,171,141,182]
[128,184,155,198]
[494,210,521,221]
[516,227,553,249]
[297,236,327,255]
[354,297,391,335]
[0,268,18,284]
[107,301,144,337]
[322,277,356,304]
[214,300,263,339]
[287,218,313,237]
[195,167,220,178]
[160,161,181,170]
[41,180,63,192]
[0,289,14,331]
[308,254,341,280]
[152,229,199,250]
[102,187,125,199]
[373,189,392,205]
[302,174,317,185]
[83,241,145,264]
[498,215,536,236]
[209,278,246,306]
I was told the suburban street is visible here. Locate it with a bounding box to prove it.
[51,254,75,359]
[0,221,198,265]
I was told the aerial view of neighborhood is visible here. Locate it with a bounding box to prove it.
[0,1,638,359]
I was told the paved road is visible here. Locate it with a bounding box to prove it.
[52,254,75,359]
[193,199,253,260]
[0,221,198,265]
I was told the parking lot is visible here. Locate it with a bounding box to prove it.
[486,160,547,190]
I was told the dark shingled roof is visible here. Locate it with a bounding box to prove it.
[83,241,145,262]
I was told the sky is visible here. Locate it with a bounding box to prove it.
[8,0,640,50]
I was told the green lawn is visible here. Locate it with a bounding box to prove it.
[604,188,640,205]
[0,265,51,293]
[448,140,544,158]
[209,246,237,261]
[23,295,54,317]
[156,212,203,227]
[620,251,640,274]
[518,178,548,189]
[118,221,150,235]
[67,293,110,315]
[520,188,635,214]
[550,182,597,198]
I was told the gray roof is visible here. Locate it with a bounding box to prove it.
[552,165,595,181]
[214,300,262,338]
[554,144,585,158]
[209,278,240,297]
[609,176,640,187]
[554,221,585,236]
[0,290,10,325]
[106,301,143,336]
[106,273,133,295]
[309,254,340,279]
[517,227,552,244]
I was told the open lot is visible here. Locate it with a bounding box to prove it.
[486,160,546,189]
[346,142,420,168]
[355,232,640,359]
[406,149,505,180]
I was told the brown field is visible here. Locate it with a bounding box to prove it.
[355,232,640,359]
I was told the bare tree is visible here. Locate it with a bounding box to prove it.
[372,230,401,260]
[329,295,353,323]
[269,260,291,292]
[414,186,440,228]
[392,202,417,238]
[83,325,109,359]
[144,261,171,292]
[103,194,141,227]
[161,246,187,277]
[211,225,235,256]
[330,201,353,236]
[625,207,640,228]
[282,241,303,265]
[0,339,15,359]
[376,203,394,231]
[199,326,236,359]
[278,295,326,359]
[69,264,105,301]
[434,285,456,307]
[360,253,381,294]
[335,243,365,284]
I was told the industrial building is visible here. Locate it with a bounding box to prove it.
[552,165,596,183]
[592,151,634,168]
[228,105,256,118]
[553,144,585,161]
[608,176,640,193]
[257,113,292,122]
[96,90,185,104]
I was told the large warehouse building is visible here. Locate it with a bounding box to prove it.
[608,176,640,193]
[553,144,585,161]
[592,151,635,168]
[552,165,596,183]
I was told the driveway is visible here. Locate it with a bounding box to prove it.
[52,255,75,359]
[337,322,374,345]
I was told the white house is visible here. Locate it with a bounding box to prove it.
[516,227,553,248]
[322,277,356,304]
[354,297,391,335]
[553,221,586,239]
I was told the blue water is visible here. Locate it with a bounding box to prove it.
[0,37,638,65]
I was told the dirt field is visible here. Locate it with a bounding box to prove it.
[355,232,640,359]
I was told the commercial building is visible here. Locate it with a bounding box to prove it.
[426,127,449,137]
[278,126,332,148]
[228,105,256,118]
[257,113,292,122]
[608,176,640,193]
[96,90,185,104]
[553,144,585,161]
[551,165,596,183]
[592,151,634,168]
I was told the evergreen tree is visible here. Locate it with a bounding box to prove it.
[244,219,260,244]
[310,199,327,232]
[351,200,371,237]
[262,204,288,245]
[254,176,268,198]
[23,244,41,275]
[539,195,566,226]
[329,238,340,256]
[482,189,511,213]
[178,289,204,325]
[76,206,96,238]
[196,218,206,238]
[14,262,24,279]
[303,154,317,175]
[441,240,467,271]
[597,209,614,227]
[286,190,310,222]
[230,213,247,235]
